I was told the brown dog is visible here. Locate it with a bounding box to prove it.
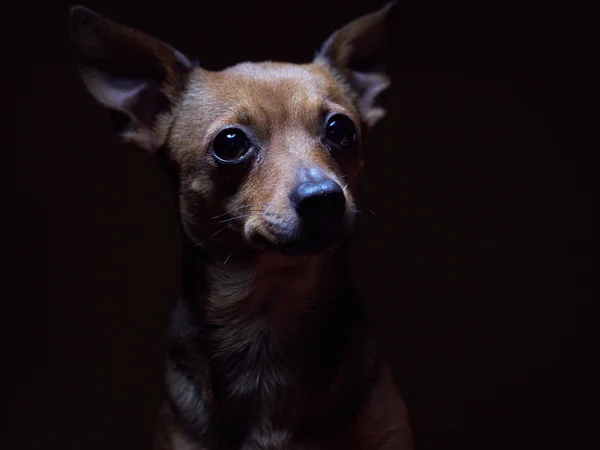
[70,3,412,449]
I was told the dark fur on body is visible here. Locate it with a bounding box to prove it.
[165,242,381,449]
[70,3,413,449]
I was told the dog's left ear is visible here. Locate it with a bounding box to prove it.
[315,2,397,127]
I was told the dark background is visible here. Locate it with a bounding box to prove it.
[8,0,595,449]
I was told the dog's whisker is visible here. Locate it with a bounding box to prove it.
[231,203,268,211]
[194,226,229,247]
[217,213,264,224]
[209,211,229,219]
[209,210,263,221]
[210,204,267,220]
[239,203,268,209]
[223,248,236,265]
[194,211,264,246]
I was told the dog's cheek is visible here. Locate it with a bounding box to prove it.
[179,175,219,236]
[179,195,205,241]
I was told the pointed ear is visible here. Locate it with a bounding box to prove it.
[315,2,397,128]
[69,5,195,151]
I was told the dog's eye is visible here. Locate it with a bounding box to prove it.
[212,128,251,163]
[325,114,357,149]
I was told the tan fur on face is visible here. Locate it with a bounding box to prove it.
[168,62,363,250]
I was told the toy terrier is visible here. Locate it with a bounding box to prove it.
[70,3,413,449]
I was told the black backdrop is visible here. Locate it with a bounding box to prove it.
[8,1,595,449]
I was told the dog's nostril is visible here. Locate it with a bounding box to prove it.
[291,179,346,224]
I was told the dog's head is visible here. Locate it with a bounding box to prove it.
[70,3,396,256]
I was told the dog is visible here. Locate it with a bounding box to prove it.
[69,3,413,449]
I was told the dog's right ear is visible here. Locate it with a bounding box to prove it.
[315,2,397,128]
[69,5,194,152]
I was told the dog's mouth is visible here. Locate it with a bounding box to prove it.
[248,217,352,257]
[251,231,343,257]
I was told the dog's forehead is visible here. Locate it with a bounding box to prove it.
[182,62,354,125]
[221,61,326,85]
[213,61,344,102]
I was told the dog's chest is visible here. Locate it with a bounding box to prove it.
[168,419,293,450]
[199,260,326,421]
[167,256,351,449]
[170,428,308,450]
[243,416,293,449]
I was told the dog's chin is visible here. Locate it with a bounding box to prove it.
[249,230,346,258]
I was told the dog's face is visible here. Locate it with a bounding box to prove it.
[172,62,364,255]
[70,3,395,256]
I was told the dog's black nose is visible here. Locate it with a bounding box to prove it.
[291,179,346,229]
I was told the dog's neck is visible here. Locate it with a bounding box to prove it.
[170,233,370,442]
[203,247,342,329]
[180,235,355,366]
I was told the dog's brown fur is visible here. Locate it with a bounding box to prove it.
[70,3,413,449]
